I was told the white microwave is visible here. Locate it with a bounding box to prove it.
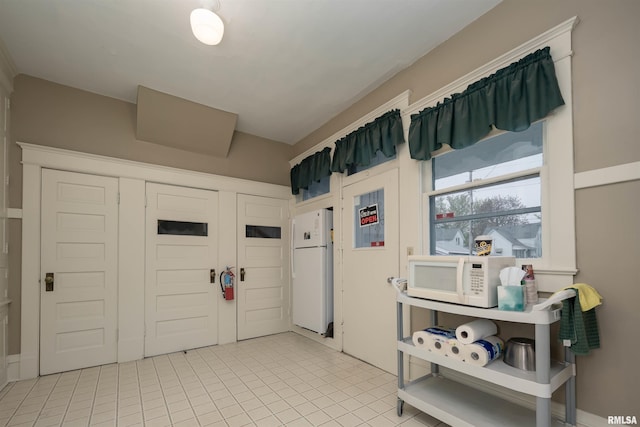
[407,255,516,308]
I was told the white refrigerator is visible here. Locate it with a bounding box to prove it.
[292,209,333,334]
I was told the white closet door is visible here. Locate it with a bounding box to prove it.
[236,195,289,340]
[40,169,118,375]
[145,183,219,357]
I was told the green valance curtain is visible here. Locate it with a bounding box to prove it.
[408,46,564,161]
[290,147,332,195]
[331,109,405,173]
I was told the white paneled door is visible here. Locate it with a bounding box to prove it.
[40,169,118,375]
[237,195,289,340]
[342,169,399,374]
[145,183,219,357]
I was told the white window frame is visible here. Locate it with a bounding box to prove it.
[296,174,331,202]
[427,126,543,253]
[411,17,578,292]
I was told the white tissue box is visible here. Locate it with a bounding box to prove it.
[498,286,525,311]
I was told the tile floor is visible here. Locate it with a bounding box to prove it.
[0,333,448,427]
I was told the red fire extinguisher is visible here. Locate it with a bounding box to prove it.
[219,266,235,301]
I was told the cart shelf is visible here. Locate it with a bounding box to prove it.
[399,375,567,427]
[396,291,576,427]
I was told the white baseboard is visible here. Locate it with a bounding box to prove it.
[575,408,610,427]
[7,354,20,382]
[17,352,37,380]
[408,357,607,427]
[291,326,342,352]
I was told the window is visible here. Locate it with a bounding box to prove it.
[428,122,543,257]
[298,174,330,201]
[353,188,385,248]
[347,151,396,176]
[413,18,577,291]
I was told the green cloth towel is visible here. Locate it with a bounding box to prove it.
[559,293,600,355]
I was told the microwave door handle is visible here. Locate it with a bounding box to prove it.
[456,258,465,301]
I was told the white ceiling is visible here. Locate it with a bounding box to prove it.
[0,0,500,145]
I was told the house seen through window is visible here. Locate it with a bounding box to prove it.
[428,121,543,257]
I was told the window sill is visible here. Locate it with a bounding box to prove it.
[527,267,577,293]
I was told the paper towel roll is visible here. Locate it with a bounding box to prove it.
[429,335,450,355]
[446,339,465,361]
[461,336,504,367]
[425,326,456,338]
[422,327,455,355]
[411,330,448,354]
[412,330,432,348]
[455,319,498,345]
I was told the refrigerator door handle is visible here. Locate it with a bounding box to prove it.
[290,219,295,278]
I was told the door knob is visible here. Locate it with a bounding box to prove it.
[45,273,54,292]
[240,268,245,281]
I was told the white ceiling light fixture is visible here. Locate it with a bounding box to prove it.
[190,1,224,46]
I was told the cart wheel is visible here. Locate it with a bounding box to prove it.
[397,398,404,416]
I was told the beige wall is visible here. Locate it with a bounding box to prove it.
[293,0,639,418]
[6,74,293,354]
[10,75,292,208]
[574,180,639,415]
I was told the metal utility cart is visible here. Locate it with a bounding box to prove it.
[396,291,577,427]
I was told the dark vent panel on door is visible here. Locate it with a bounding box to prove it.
[157,220,208,236]
[246,225,281,239]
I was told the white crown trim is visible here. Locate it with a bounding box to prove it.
[289,90,411,166]
[404,16,579,118]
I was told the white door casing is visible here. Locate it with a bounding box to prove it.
[0,90,8,385]
[237,195,289,340]
[40,169,118,375]
[0,91,8,303]
[342,168,399,374]
[145,183,219,357]
[0,306,7,388]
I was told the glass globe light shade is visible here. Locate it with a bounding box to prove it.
[190,8,224,45]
